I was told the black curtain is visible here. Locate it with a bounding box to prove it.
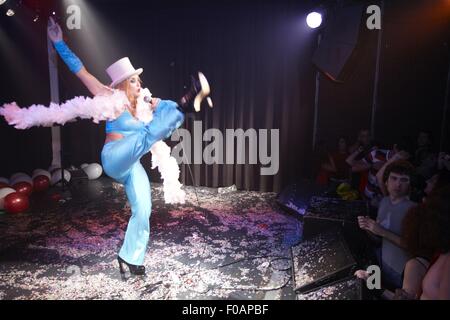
[55,0,318,192]
[376,0,450,150]
[0,8,52,178]
[315,0,450,153]
[1,0,448,192]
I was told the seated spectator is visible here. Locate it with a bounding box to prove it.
[313,139,331,185]
[423,170,450,201]
[417,153,450,202]
[348,129,373,191]
[330,136,351,181]
[385,186,450,300]
[348,140,411,208]
[419,187,450,300]
[349,129,372,154]
[376,149,411,197]
[413,130,437,180]
[357,160,416,290]
[421,253,450,300]
[356,166,450,299]
[389,204,436,299]
[354,203,431,300]
[437,151,450,171]
[316,136,350,185]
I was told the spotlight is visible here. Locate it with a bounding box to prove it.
[306,12,322,29]
[52,11,56,15]
[33,15,39,22]
[0,0,7,6]
[6,9,14,16]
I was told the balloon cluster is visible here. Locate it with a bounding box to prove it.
[48,166,71,186]
[0,171,45,214]
[0,162,103,214]
[80,163,103,180]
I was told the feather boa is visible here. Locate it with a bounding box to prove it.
[0,90,128,129]
[0,88,185,204]
[136,89,186,204]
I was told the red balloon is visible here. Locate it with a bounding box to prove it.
[0,182,10,189]
[12,181,33,196]
[4,192,30,214]
[50,193,61,201]
[33,175,50,192]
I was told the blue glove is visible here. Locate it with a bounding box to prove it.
[53,40,84,73]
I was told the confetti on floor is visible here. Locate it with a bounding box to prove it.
[0,177,301,300]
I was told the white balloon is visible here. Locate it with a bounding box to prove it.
[51,169,71,186]
[48,164,60,173]
[32,168,43,176]
[10,174,32,186]
[0,187,16,210]
[10,172,29,183]
[0,177,9,184]
[32,169,51,180]
[83,163,103,180]
[80,163,89,169]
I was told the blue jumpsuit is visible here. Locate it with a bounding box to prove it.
[101,100,184,266]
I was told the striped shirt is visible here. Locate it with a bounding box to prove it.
[362,149,393,199]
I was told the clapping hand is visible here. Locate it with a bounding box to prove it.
[357,216,383,236]
[354,269,369,280]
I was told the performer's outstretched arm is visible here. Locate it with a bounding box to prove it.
[75,67,112,96]
[47,17,112,97]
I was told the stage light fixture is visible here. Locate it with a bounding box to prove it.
[306,12,322,29]
[0,0,7,6]
[6,9,14,16]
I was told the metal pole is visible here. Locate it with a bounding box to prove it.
[312,33,322,150]
[47,35,61,169]
[47,33,69,192]
[370,0,384,140]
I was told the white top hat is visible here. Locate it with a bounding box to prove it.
[106,57,143,88]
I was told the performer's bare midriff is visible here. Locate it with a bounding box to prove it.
[105,132,124,144]
[105,97,160,145]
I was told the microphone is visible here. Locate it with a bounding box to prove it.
[140,88,152,104]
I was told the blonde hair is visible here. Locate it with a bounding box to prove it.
[115,76,142,113]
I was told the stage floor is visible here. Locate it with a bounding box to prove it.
[0,177,301,300]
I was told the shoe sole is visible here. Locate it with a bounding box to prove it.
[194,72,211,112]
[206,97,213,108]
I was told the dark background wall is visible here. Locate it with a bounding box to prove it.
[0,0,449,192]
[314,0,450,152]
